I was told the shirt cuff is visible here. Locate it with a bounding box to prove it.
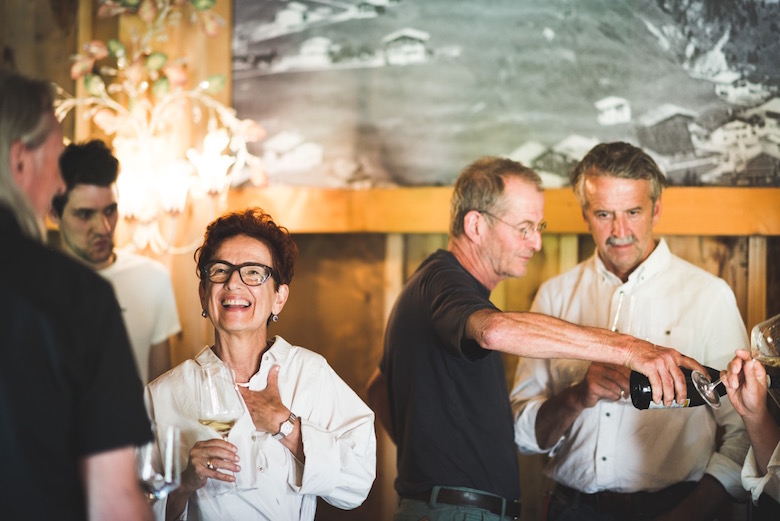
[514,399,560,455]
[742,444,780,504]
[289,419,339,495]
[705,451,749,499]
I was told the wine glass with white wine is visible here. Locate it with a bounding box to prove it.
[136,425,181,501]
[198,362,245,494]
[693,313,780,408]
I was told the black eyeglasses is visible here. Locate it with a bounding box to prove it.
[202,261,275,286]
[479,211,547,239]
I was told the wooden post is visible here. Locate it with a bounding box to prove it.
[748,236,768,329]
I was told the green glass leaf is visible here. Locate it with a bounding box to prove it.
[190,0,217,11]
[199,74,226,94]
[84,74,106,97]
[146,52,168,71]
[108,39,126,59]
[121,0,141,9]
[152,77,170,100]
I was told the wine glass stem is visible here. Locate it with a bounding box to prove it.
[223,435,237,490]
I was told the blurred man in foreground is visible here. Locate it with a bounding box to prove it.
[0,69,153,521]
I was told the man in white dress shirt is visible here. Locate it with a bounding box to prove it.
[511,142,750,520]
[51,139,181,383]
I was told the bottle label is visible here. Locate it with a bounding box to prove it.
[648,399,690,409]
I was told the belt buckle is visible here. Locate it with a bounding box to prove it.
[433,487,518,518]
[506,499,522,519]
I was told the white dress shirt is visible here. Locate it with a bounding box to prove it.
[511,239,750,497]
[145,336,376,520]
[742,438,780,503]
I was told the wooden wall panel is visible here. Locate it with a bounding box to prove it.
[0,0,77,86]
[271,234,387,520]
[1,0,78,136]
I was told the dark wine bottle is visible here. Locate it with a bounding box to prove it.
[630,366,723,409]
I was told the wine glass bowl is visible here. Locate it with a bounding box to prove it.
[136,425,181,501]
[198,363,244,440]
[691,371,723,409]
[750,314,780,366]
[197,362,245,494]
[694,313,780,409]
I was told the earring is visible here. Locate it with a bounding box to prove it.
[272,313,279,323]
[201,310,207,318]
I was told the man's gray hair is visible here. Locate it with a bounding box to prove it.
[0,70,57,241]
[570,141,668,209]
[450,156,543,237]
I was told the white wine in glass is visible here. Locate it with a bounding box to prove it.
[198,418,238,437]
[197,363,245,494]
[693,313,780,408]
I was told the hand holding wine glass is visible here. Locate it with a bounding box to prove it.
[693,313,780,409]
[198,363,245,494]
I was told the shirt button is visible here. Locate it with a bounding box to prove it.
[251,435,256,441]
[257,466,264,472]
[601,457,607,461]
[605,412,611,417]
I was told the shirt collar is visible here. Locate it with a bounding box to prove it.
[195,336,292,389]
[594,238,670,288]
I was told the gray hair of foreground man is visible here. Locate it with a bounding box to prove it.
[570,141,668,208]
[0,70,57,241]
[450,156,543,238]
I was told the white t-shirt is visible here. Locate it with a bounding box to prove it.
[100,250,181,383]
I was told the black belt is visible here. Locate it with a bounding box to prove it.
[555,482,695,516]
[404,488,522,519]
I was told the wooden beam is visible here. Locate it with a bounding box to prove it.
[74,0,94,140]
[228,186,780,235]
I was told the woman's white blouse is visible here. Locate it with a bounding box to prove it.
[145,336,377,520]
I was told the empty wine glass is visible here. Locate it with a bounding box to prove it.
[610,293,650,403]
[198,362,245,494]
[136,425,181,501]
[610,293,651,340]
[693,313,780,408]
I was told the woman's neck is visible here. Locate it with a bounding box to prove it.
[212,333,272,383]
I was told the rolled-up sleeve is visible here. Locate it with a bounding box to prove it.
[742,443,780,504]
[292,358,377,510]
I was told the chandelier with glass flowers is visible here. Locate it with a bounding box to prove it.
[54,0,266,254]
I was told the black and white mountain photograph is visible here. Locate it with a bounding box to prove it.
[232,0,780,188]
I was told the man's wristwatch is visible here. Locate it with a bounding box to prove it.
[272,412,297,440]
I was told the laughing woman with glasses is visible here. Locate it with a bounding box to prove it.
[144,207,376,521]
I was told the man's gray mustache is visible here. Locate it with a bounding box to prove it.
[606,236,636,246]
